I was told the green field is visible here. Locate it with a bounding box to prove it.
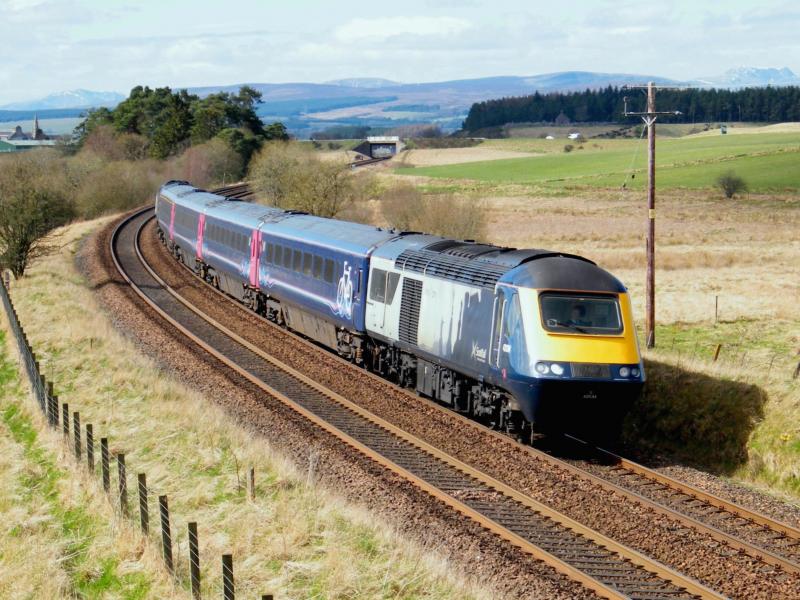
[399,133,800,192]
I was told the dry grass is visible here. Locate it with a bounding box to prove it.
[396,147,535,167]
[0,217,492,599]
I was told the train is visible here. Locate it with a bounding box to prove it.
[155,180,644,441]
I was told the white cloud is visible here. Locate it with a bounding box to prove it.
[333,16,472,43]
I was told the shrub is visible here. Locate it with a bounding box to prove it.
[380,183,487,241]
[81,125,149,161]
[170,138,244,188]
[0,151,75,277]
[248,142,361,218]
[74,159,164,218]
[716,171,748,198]
[563,144,574,153]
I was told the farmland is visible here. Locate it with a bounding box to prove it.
[397,131,800,192]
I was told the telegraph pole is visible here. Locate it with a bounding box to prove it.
[623,82,681,349]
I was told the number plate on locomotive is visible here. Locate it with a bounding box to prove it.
[571,363,611,379]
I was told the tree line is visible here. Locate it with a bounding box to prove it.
[77,85,289,163]
[463,86,800,131]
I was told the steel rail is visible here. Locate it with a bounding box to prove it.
[574,435,800,541]
[110,207,722,600]
[141,194,800,576]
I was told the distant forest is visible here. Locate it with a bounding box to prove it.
[463,86,800,131]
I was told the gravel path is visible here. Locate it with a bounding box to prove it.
[138,217,800,599]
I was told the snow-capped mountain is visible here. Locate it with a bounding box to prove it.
[698,67,800,88]
[1,89,125,110]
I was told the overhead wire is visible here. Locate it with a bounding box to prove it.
[620,123,648,191]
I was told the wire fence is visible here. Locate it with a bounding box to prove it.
[1,276,273,600]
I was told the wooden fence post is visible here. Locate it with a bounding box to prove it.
[189,522,201,599]
[86,424,94,472]
[138,473,149,535]
[73,412,81,459]
[101,437,110,492]
[62,402,69,437]
[117,453,128,517]
[222,554,234,600]
[159,495,173,574]
[713,344,722,362]
[249,466,255,501]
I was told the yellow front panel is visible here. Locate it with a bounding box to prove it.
[519,289,641,364]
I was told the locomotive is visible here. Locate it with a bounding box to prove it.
[155,181,644,441]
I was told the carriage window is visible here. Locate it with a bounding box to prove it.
[324,258,335,283]
[282,246,292,269]
[292,249,302,272]
[274,245,282,266]
[386,272,400,304]
[369,269,387,302]
[302,253,312,276]
[313,255,323,279]
[266,243,274,263]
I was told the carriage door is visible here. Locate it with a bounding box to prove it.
[248,229,260,288]
[366,268,388,333]
[490,286,512,370]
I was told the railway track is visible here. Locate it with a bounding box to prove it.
[547,435,800,573]
[112,205,724,600]
[159,185,800,579]
[210,182,255,200]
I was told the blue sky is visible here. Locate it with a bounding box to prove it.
[1,0,798,104]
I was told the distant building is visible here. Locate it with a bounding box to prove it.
[554,111,571,126]
[0,114,55,151]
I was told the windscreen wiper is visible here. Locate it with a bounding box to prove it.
[553,320,589,334]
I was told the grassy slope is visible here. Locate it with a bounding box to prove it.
[399,133,800,192]
[0,219,489,599]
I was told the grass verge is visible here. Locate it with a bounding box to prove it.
[0,328,176,599]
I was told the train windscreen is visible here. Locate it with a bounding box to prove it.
[539,293,623,335]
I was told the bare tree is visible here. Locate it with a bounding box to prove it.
[0,153,74,277]
[248,142,363,218]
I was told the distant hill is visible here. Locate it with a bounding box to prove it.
[6,68,796,137]
[325,78,400,88]
[2,89,125,110]
[0,108,88,123]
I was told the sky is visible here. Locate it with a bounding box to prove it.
[1,0,798,104]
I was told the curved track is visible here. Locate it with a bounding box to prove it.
[112,206,723,600]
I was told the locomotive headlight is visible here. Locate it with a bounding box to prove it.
[619,366,631,378]
[535,362,550,375]
[631,367,641,378]
[550,363,565,376]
